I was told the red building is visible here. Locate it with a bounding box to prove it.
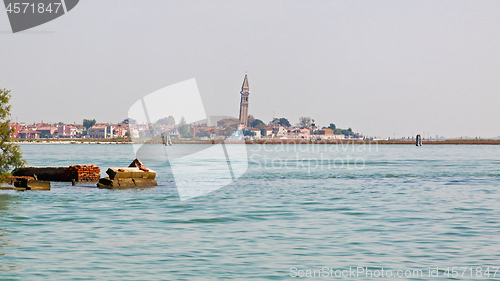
[18,129,41,139]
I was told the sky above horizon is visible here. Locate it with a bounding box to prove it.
[1,0,499,138]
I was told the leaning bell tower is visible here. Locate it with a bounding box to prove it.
[238,74,250,128]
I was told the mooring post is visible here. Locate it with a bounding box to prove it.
[416,134,422,146]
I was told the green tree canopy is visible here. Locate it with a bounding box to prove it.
[155,116,175,126]
[270,117,291,127]
[177,117,192,138]
[122,118,136,124]
[0,89,25,175]
[178,125,192,138]
[297,116,312,129]
[178,116,187,126]
[83,119,96,130]
[247,115,256,126]
[250,118,265,129]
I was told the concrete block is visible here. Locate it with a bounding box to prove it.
[13,178,50,190]
[106,168,156,180]
[97,177,157,188]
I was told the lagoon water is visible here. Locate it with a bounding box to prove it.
[1,144,500,280]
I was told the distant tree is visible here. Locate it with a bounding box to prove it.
[83,119,96,130]
[177,117,192,138]
[250,118,265,129]
[270,118,291,127]
[336,127,355,136]
[178,125,192,138]
[297,116,312,129]
[281,118,291,127]
[178,116,187,126]
[122,118,136,124]
[224,127,233,137]
[155,116,175,126]
[328,123,336,130]
[0,89,25,176]
[247,115,255,126]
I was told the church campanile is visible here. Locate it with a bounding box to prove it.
[239,74,250,128]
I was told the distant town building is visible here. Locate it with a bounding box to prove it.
[238,74,250,128]
[106,125,114,138]
[261,126,275,137]
[37,126,57,136]
[57,125,77,138]
[288,128,311,139]
[18,129,40,139]
[248,128,262,138]
[273,126,287,138]
[316,129,344,139]
[113,126,128,137]
[88,126,107,138]
[318,128,334,135]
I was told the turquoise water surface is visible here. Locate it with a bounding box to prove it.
[1,144,499,280]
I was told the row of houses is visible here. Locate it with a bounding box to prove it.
[247,126,346,140]
[8,119,352,140]
[8,123,129,139]
[128,122,347,140]
[87,124,128,138]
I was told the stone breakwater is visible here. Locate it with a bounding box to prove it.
[172,139,500,145]
[10,139,500,145]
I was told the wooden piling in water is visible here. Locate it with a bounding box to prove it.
[416,134,422,146]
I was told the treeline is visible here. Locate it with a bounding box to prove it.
[249,115,358,137]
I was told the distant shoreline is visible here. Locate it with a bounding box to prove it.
[11,138,500,145]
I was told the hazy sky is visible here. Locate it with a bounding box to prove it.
[1,1,499,138]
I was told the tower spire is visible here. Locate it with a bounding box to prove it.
[241,73,249,92]
[238,74,250,128]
